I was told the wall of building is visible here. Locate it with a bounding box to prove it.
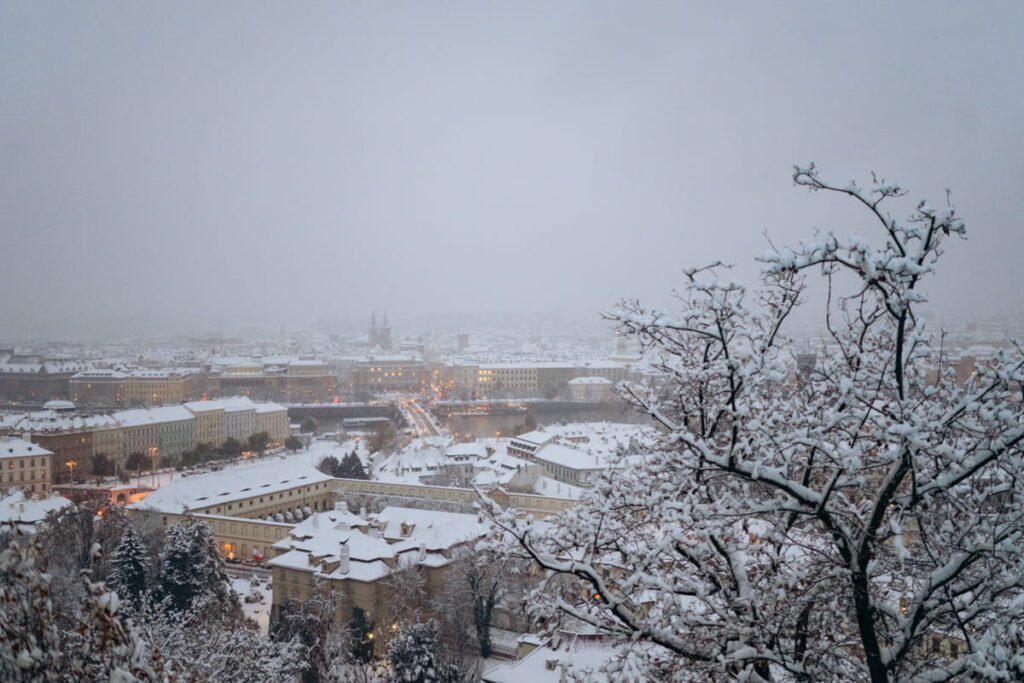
[332,478,575,516]
[129,509,294,564]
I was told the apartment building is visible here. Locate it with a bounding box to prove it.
[69,369,127,406]
[113,409,161,463]
[254,402,290,445]
[148,405,197,458]
[0,353,86,403]
[443,360,630,399]
[13,411,95,484]
[567,376,613,402]
[88,414,124,465]
[123,370,192,406]
[0,437,53,494]
[284,360,337,402]
[355,356,430,393]
[218,396,257,441]
[183,401,227,446]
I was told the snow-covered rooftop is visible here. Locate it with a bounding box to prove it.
[254,402,287,414]
[567,376,613,385]
[112,408,159,427]
[269,506,488,583]
[0,436,53,460]
[145,405,195,422]
[0,490,71,533]
[533,443,607,471]
[128,457,334,514]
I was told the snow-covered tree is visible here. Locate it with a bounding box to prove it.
[185,521,230,606]
[487,166,1024,682]
[110,524,150,607]
[0,532,63,681]
[386,561,428,623]
[348,606,375,665]
[66,562,153,682]
[338,451,369,480]
[318,455,342,477]
[273,593,337,683]
[157,518,231,612]
[156,523,194,612]
[386,621,440,683]
[0,533,154,682]
[135,596,304,681]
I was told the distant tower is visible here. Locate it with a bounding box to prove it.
[457,331,470,351]
[369,313,393,351]
[615,333,628,356]
[380,314,392,351]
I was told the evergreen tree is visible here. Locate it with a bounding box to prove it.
[110,524,149,606]
[317,455,341,477]
[186,521,230,606]
[348,606,374,664]
[158,520,231,612]
[337,452,367,480]
[157,522,195,612]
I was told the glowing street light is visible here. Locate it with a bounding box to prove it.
[149,447,158,487]
[66,460,77,483]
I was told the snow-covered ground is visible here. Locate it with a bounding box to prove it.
[120,469,176,490]
[231,576,273,635]
[302,437,371,470]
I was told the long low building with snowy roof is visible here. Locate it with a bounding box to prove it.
[128,457,336,519]
[127,457,339,562]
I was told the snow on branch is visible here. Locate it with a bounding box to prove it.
[487,165,1024,683]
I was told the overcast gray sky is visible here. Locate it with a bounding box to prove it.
[2,2,1023,340]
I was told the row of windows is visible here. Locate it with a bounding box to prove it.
[202,483,331,514]
[7,457,43,469]
[6,470,44,482]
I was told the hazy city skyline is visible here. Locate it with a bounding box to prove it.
[3,2,1023,340]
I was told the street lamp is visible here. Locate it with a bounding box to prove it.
[66,460,77,483]
[148,447,158,487]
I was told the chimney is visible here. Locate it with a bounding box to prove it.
[312,512,319,529]
[338,541,350,574]
[359,506,366,519]
[417,542,426,562]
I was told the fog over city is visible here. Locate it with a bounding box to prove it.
[7,5,1024,681]
[2,2,1023,340]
